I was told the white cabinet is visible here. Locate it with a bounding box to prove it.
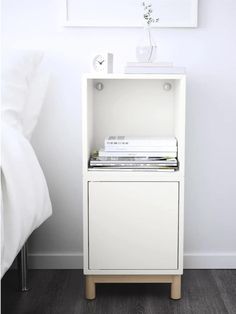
[89,182,179,270]
[82,74,186,300]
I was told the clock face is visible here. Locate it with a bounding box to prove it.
[93,54,106,72]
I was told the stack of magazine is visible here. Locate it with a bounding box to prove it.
[89,136,178,171]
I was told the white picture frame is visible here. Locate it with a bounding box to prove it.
[63,0,198,28]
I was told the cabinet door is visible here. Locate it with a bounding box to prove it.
[89,182,179,270]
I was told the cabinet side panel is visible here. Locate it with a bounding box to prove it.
[178,181,184,273]
[174,77,186,176]
[82,78,94,271]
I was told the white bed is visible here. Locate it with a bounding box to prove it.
[1,50,52,277]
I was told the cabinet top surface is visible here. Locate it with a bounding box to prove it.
[83,73,186,80]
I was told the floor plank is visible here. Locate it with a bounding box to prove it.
[2,270,235,314]
[211,269,236,314]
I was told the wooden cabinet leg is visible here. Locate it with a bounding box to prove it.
[85,276,96,300]
[171,275,181,300]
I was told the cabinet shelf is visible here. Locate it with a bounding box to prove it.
[88,168,179,172]
[86,169,183,182]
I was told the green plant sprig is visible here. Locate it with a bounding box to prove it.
[142,1,159,26]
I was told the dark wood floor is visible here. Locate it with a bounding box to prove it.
[1,270,236,314]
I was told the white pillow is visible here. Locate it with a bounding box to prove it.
[2,49,50,140]
[22,63,50,139]
[1,49,44,132]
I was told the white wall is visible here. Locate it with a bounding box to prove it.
[2,0,236,268]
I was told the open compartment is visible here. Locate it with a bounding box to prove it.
[84,76,185,173]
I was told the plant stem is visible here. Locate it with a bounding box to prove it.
[147,27,153,62]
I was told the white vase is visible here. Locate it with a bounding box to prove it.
[136,26,157,63]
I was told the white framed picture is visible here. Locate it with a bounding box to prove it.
[63,0,198,28]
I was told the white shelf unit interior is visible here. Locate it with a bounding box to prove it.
[83,75,186,177]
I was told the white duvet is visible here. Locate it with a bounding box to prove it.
[1,122,52,277]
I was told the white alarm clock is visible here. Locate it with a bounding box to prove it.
[92,53,113,73]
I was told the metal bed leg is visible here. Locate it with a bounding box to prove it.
[17,243,29,291]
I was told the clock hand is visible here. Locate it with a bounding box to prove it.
[97,60,104,65]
